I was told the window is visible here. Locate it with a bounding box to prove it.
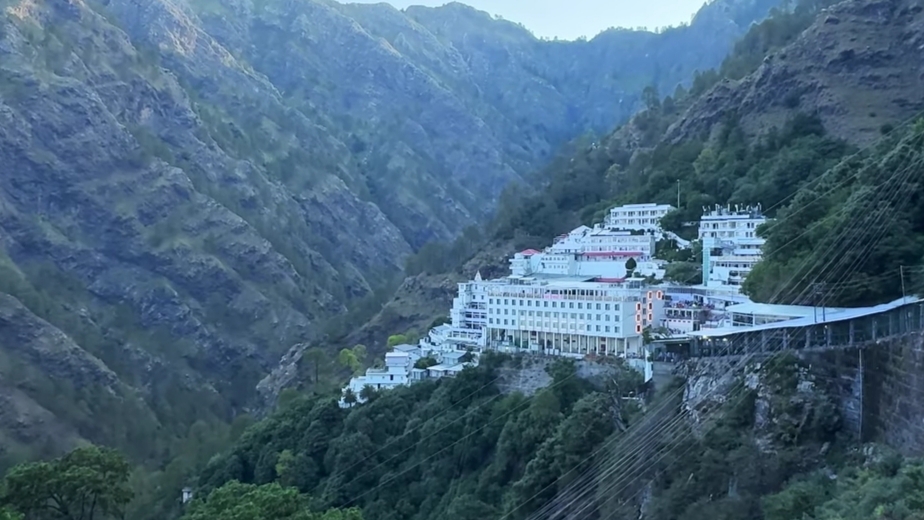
[596,325,601,332]
[605,304,611,311]
[605,326,611,332]
[596,303,601,310]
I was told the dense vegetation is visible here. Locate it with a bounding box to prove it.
[187,355,646,520]
[0,445,362,520]
[744,120,924,306]
[9,352,916,520]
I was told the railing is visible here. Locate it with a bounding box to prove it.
[688,300,924,358]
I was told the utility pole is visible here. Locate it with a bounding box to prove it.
[901,265,907,298]
[676,179,681,208]
[812,282,827,323]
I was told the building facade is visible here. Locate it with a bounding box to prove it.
[510,224,663,280]
[605,203,675,234]
[699,204,768,289]
[484,277,664,357]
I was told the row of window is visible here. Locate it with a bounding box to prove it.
[701,231,758,238]
[490,309,616,321]
[489,298,620,311]
[489,318,620,333]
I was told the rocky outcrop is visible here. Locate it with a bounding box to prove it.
[665,0,924,146]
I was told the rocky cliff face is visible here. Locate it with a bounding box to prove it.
[665,0,924,146]
[0,0,779,459]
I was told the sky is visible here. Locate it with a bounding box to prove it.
[347,0,708,40]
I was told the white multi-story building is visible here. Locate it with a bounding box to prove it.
[510,225,663,280]
[340,343,475,407]
[446,272,491,348]
[699,204,768,290]
[484,276,665,357]
[605,203,675,235]
[342,351,418,401]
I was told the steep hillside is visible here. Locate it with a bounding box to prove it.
[666,0,924,146]
[0,0,781,470]
[175,353,887,520]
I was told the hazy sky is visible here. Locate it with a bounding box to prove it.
[347,0,708,40]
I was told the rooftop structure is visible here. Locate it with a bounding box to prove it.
[688,296,920,339]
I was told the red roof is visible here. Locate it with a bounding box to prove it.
[581,251,641,257]
[520,249,541,256]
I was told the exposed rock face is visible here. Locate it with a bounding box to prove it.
[665,0,924,146]
[0,0,778,457]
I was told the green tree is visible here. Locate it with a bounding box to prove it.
[625,257,638,275]
[414,356,438,369]
[342,388,358,407]
[337,349,360,375]
[181,481,361,520]
[358,385,378,403]
[302,348,328,386]
[664,261,701,284]
[386,334,408,349]
[2,445,133,520]
[351,345,367,367]
[0,508,22,520]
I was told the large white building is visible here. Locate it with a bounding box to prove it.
[700,204,768,289]
[484,276,664,357]
[510,225,664,280]
[605,203,675,235]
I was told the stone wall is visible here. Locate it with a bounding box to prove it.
[495,356,621,396]
[796,348,863,440]
[861,331,924,456]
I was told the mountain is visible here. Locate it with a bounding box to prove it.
[353,0,924,359]
[664,0,924,146]
[0,0,781,469]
